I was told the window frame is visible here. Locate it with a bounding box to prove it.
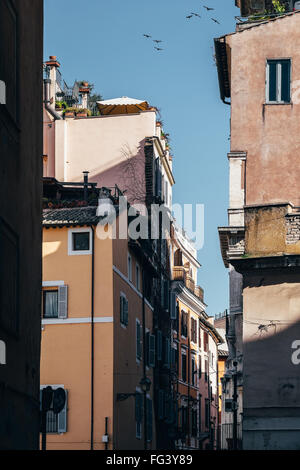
[266,58,291,104]
[43,289,59,319]
[120,292,128,327]
[68,227,92,256]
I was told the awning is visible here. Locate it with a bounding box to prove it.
[97,96,152,115]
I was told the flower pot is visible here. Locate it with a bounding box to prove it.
[64,112,74,118]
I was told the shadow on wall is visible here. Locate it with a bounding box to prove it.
[86,139,147,206]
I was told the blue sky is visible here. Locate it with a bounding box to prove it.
[44,0,240,316]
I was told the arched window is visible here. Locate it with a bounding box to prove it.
[174,249,182,266]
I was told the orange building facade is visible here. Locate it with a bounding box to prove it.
[41,197,157,450]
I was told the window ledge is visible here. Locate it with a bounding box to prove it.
[264,102,292,106]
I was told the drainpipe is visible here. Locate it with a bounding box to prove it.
[142,269,147,450]
[43,79,62,120]
[90,226,95,450]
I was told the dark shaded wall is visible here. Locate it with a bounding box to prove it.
[0,0,43,449]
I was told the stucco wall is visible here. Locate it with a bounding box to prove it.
[228,13,300,207]
[54,111,156,204]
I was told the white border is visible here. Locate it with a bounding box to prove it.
[68,227,92,256]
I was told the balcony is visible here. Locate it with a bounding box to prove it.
[172,266,204,302]
[173,266,186,282]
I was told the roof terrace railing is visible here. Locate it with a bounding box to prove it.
[235,11,289,24]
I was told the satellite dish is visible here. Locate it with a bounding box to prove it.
[53,388,66,414]
[42,386,53,412]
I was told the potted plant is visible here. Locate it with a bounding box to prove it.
[76,108,91,118]
[63,107,76,118]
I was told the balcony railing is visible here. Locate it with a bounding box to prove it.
[173,266,186,282]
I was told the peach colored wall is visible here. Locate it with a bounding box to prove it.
[43,108,55,177]
[41,227,114,450]
[54,111,156,197]
[112,234,156,449]
[228,13,300,207]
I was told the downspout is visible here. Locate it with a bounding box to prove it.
[43,79,62,120]
[90,226,95,450]
[142,269,147,450]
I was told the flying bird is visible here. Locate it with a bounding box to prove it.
[211,18,220,24]
[143,34,151,38]
[203,6,214,10]
[186,14,193,19]
[154,47,163,51]
[191,12,201,17]
[153,39,163,43]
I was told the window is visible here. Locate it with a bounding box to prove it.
[43,290,58,318]
[42,285,68,319]
[146,332,156,367]
[266,59,291,104]
[68,228,92,255]
[191,318,197,343]
[181,311,188,337]
[135,391,143,439]
[120,294,128,326]
[163,337,171,368]
[136,319,142,360]
[204,331,209,352]
[136,263,140,291]
[191,356,197,387]
[40,386,67,434]
[73,232,89,251]
[181,348,187,382]
[128,253,132,281]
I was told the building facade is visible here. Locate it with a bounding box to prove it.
[41,185,158,449]
[170,225,222,450]
[215,3,300,449]
[0,0,43,450]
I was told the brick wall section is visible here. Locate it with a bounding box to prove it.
[286,215,300,244]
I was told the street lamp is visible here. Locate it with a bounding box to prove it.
[140,376,151,393]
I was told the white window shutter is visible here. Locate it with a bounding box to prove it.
[58,285,68,319]
[170,292,177,320]
[57,390,67,433]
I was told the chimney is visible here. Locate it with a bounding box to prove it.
[83,171,89,201]
[79,81,90,109]
[45,55,60,107]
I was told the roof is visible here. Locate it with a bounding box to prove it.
[214,10,300,103]
[43,206,101,226]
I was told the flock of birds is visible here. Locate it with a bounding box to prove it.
[143,4,220,51]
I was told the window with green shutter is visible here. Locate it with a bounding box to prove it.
[266,59,291,104]
[120,294,128,326]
